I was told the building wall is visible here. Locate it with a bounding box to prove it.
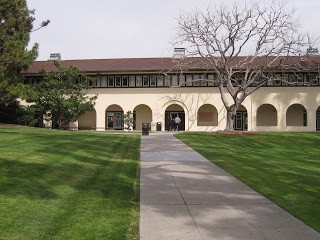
[251,87,320,131]
[197,104,218,126]
[256,104,277,126]
[133,104,152,130]
[83,86,320,131]
[78,110,96,130]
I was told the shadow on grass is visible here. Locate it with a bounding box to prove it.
[0,126,141,240]
[0,157,138,202]
[0,127,140,202]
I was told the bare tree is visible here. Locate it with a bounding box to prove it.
[176,1,312,131]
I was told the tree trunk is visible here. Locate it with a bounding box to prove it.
[225,109,236,131]
[52,120,59,129]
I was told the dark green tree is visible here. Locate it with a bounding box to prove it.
[1,0,35,98]
[33,63,97,129]
[0,98,40,126]
[0,0,49,123]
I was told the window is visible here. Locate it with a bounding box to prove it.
[143,75,149,87]
[201,74,208,86]
[179,74,185,86]
[186,74,193,86]
[208,74,215,86]
[304,74,311,85]
[129,75,135,87]
[274,74,282,86]
[235,73,244,86]
[309,74,319,86]
[164,75,170,86]
[266,73,274,86]
[95,77,101,87]
[193,74,200,86]
[267,78,274,86]
[108,76,114,87]
[89,76,99,87]
[88,78,94,87]
[150,75,156,86]
[115,76,121,87]
[122,76,128,87]
[157,75,164,86]
[101,76,107,87]
[171,75,178,86]
[296,74,304,86]
[136,75,142,87]
[285,74,294,86]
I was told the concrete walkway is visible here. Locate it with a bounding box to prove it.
[140,132,320,240]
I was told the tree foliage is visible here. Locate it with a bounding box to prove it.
[0,0,39,100]
[0,98,38,126]
[0,0,49,124]
[123,110,134,130]
[176,1,310,130]
[32,63,97,129]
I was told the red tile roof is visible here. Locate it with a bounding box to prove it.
[24,58,181,75]
[24,56,320,75]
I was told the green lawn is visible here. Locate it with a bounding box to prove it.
[176,132,320,233]
[0,126,140,240]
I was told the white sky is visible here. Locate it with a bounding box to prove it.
[27,0,320,61]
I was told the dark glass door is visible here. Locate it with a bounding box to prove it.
[106,111,123,130]
[165,111,185,131]
[234,111,248,131]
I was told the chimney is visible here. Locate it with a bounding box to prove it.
[49,53,62,61]
[172,48,186,62]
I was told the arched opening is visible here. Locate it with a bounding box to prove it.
[233,105,248,131]
[316,106,320,131]
[78,109,96,130]
[286,104,307,126]
[133,104,152,130]
[197,104,218,126]
[105,104,124,130]
[256,104,277,126]
[165,104,185,131]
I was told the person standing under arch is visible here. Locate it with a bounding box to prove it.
[168,114,175,131]
[174,114,181,131]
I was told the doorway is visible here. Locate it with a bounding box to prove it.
[165,111,185,131]
[234,111,248,130]
[106,111,123,130]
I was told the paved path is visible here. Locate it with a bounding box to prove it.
[139,132,320,240]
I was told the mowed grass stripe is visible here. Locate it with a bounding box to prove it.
[0,126,140,240]
[176,132,320,233]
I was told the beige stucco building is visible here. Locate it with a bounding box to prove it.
[24,57,320,132]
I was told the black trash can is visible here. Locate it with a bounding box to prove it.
[156,122,162,131]
[142,123,149,135]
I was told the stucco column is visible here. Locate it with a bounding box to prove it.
[308,107,317,131]
[95,107,105,131]
[152,106,164,131]
[278,105,287,130]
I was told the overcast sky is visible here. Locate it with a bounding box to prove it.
[27,0,320,61]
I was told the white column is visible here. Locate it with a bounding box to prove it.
[96,107,105,131]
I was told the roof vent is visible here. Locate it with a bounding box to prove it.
[172,48,185,62]
[49,53,62,61]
